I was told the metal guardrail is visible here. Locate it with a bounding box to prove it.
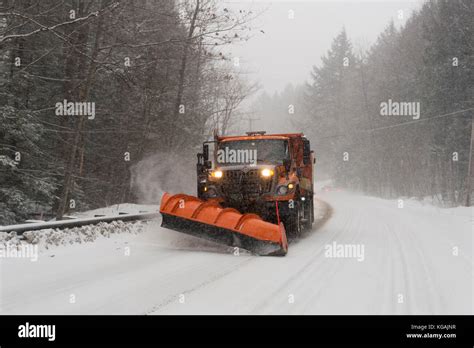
[0,212,160,234]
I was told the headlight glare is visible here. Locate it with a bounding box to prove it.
[211,170,223,178]
[261,168,274,177]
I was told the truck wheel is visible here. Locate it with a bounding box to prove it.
[302,195,313,231]
[284,201,302,237]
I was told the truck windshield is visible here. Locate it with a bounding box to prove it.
[216,139,289,166]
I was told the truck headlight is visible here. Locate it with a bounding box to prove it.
[211,170,223,178]
[276,185,288,195]
[207,187,218,197]
[261,168,274,178]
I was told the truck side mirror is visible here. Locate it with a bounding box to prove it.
[203,144,209,161]
[303,140,311,165]
[283,158,291,172]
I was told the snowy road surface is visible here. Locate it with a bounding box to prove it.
[1,190,472,314]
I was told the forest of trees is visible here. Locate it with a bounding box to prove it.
[255,0,473,207]
[1,0,472,225]
[0,0,257,224]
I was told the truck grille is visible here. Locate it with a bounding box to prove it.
[221,169,272,198]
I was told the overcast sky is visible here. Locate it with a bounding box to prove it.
[225,0,425,95]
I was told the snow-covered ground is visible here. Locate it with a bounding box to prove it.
[0,190,472,314]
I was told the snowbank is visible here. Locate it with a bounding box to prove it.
[0,220,146,253]
[0,203,159,253]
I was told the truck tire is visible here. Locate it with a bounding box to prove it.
[284,201,302,237]
[302,195,313,231]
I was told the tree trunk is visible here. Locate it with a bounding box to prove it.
[465,115,473,206]
[56,2,105,219]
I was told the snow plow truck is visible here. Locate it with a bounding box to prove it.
[159,131,315,256]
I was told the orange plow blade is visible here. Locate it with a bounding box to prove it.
[159,193,288,256]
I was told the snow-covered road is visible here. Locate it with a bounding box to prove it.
[1,190,472,314]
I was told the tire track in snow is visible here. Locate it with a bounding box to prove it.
[381,206,446,314]
[249,201,350,314]
[295,205,368,314]
[268,204,368,314]
[144,257,255,314]
[384,219,413,314]
[397,218,445,313]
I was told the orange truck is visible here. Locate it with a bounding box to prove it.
[160,131,315,256]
